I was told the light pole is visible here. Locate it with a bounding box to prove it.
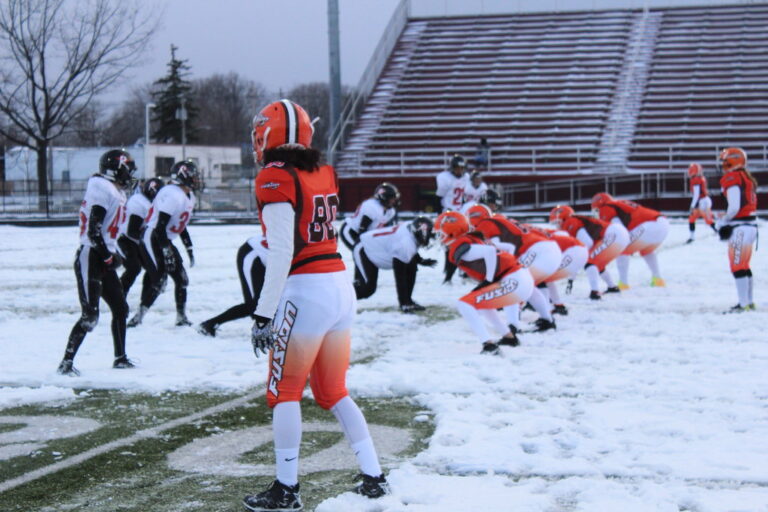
[176,96,188,160]
[145,102,156,178]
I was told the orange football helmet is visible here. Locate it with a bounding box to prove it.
[465,204,491,227]
[687,162,703,178]
[549,205,574,226]
[434,211,469,244]
[591,192,613,209]
[719,147,747,173]
[251,99,314,164]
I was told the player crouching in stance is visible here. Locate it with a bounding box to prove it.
[591,192,669,289]
[686,162,716,243]
[339,182,400,250]
[57,150,136,376]
[550,205,630,300]
[434,211,534,355]
[353,216,437,313]
[243,100,387,511]
[128,161,198,328]
[715,147,759,313]
[531,227,588,316]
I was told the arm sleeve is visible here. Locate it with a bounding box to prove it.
[179,228,193,249]
[154,212,172,246]
[358,215,373,234]
[576,228,594,249]
[126,214,144,242]
[87,205,111,259]
[724,186,741,221]
[489,236,517,254]
[459,244,498,282]
[689,185,700,210]
[254,202,295,320]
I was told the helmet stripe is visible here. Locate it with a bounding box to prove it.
[281,99,297,145]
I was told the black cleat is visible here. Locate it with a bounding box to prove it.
[243,480,302,511]
[498,333,520,347]
[113,356,136,369]
[354,473,389,499]
[197,321,217,337]
[604,286,621,294]
[552,304,568,316]
[175,312,192,327]
[589,291,601,300]
[400,302,426,313]
[685,238,694,244]
[480,341,501,355]
[531,318,557,332]
[57,359,80,377]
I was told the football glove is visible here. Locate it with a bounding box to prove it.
[251,315,276,357]
[417,258,437,267]
[718,224,733,241]
[186,247,195,267]
[104,252,123,271]
[162,246,176,272]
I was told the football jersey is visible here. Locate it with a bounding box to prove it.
[359,224,418,270]
[447,233,521,282]
[540,227,584,251]
[78,175,126,253]
[145,184,195,241]
[436,170,468,211]
[596,200,660,231]
[689,176,709,198]
[256,162,345,275]
[720,170,757,219]
[561,215,608,242]
[475,217,548,256]
[463,181,488,204]
[119,192,151,238]
[345,197,396,233]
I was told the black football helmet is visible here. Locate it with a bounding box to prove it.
[99,149,137,188]
[374,182,401,208]
[409,216,434,247]
[141,177,164,201]
[480,188,502,211]
[170,160,202,191]
[449,154,466,174]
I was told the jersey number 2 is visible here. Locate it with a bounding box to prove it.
[309,194,339,242]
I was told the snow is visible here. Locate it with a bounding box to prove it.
[1,221,767,510]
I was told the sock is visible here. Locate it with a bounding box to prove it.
[528,288,553,321]
[748,275,754,304]
[585,265,600,292]
[546,282,562,305]
[331,396,382,477]
[600,270,616,288]
[617,255,630,284]
[479,309,508,336]
[273,401,302,486]
[689,222,695,238]
[642,252,661,279]
[456,300,492,341]
[735,276,750,307]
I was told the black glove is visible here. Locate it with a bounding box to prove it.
[251,315,276,357]
[472,280,492,291]
[417,258,437,267]
[162,246,176,272]
[186,247,195,267]
[565,279,574,295]
[718,225,733,241]
[104,252,123,271]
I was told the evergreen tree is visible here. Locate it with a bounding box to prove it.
[151,45,198,144]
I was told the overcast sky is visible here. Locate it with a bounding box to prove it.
[115,0,753,108]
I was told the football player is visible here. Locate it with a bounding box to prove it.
[550,205,630,300]
[715,147,759,312]
[686,162,716,243]
[481,188,503,214]
[117,178,164,296]
[353,216,437,313]
[591,193,669,289]
[436,154,468,284]
[57,149,136,376]
[463,170,488,205]
[243,99,387,511]
[338,182,400,250]
[197,234,267,336]
[466,205,560,331]
[434,211,534,354]
[127,160,198,328]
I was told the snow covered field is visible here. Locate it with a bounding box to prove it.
[1,220,767,511]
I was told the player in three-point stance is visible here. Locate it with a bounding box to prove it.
[242,99,387,511]
[591,192,669,289]
[57,149,136,376]
[128,161,198,328]
[715,147,759,313]
[117,177,164,296]
[685,162,716,243]
[353,216,437,313]
[436,154,468,284]
[434,211,535,355]
[338,182,400,250]
[550,205,630,300]
[466,204,559,332]
[197,234,268,337]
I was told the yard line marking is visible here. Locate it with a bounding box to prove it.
[0,388,263,494]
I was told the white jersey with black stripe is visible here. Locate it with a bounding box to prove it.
[119,192,151,238]
[359,223,418,269]
[345,198,396,233]
[145,184,195,242]
[78,175,126,252]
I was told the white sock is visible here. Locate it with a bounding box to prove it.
[479,309,508,336]
[600,270,616,288]
[586,265,600,292]
[331,396,382,477]
[273,401,302,486]
[538,284,550,302]
[748,276,754,304]
[642,252,661,279]
[546,282,562,304]
[456,300,492,341]
[617,255,630,283]
[735,276,750,307]
[503,302,521,329]
[528,288,553,321]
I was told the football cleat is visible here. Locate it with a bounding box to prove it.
[531,318,556,332]
[617,281,630,291]
[400,302,426,314]
[113,356,136,369]
[685,238,694,244]
[57,359,80,377]
[589,290,601,300]
[725,304,756,314]
[480,341,501,355]
[354,473,390,499]
[552,304,568,316]
[650,277,666,287]
[604,286,621,294]
[243,480,302,511]
[127,306,148,328]
[197,321,217,337]
[175,312,192,327]
[498,333,520,347]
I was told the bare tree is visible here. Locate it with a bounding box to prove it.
[100,85,153,147]
[0,0,158,205]
[286,82,351,155]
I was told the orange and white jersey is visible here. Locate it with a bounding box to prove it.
[145,184,195,242]
[690,175,709,198]
[595,200,661,231]
[720,170,758,221]
[436,170,468,211]
[78,175,126,253]
[256,163,345,275]
[447,233,522,282]
[474,217,548,256]
[560,215,608,245]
